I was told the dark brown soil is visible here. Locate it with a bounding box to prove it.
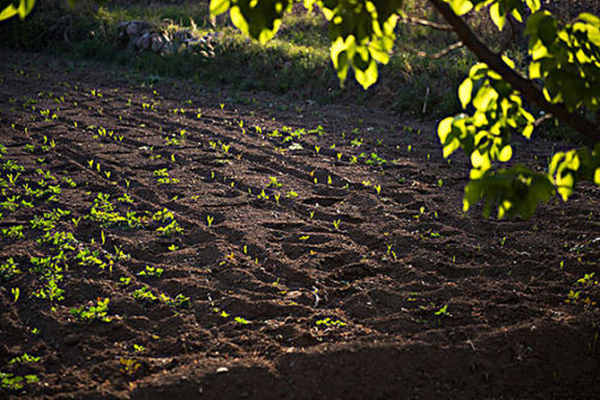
[0,49,599,400]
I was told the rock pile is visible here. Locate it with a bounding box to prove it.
[117,20,217,58]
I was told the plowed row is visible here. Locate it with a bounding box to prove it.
[1,51,599,399]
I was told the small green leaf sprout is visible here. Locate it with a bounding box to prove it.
[315,317,346,327]
[70,298,112,322]
[11,287,19,302]
[434,304,450,316]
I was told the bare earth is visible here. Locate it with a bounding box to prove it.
[0,49,599,399]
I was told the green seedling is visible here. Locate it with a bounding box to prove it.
[267,176,282,188]
[206,215,214,227]
[565,290,581,304]
[350,137,363,147]
[119,358,141,376]
[117,193,134,204]
[315,318,346,327]
[257,189,269,200]
[9,353,40,364]
[234,316,251,325]
[70,298,112,322]
[164,136,181,146]
[11,288,19,302]
[2,225,24,239]
[366,153,387,165]
[0,258,21,280]
[62,176,77,187]
[156,220,183,237]
[159,293,190,308]
[138,265,163,278]
[577,273,598,287]
[0,373,39,390]
[132,286,157,303]
[434,304,450,316]
[133,344,145,352]
[113,246,130,262]
[153,168,179,184]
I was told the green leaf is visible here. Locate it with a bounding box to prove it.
[354,57,378,90]
[577,13,600,27]
[463,179,482,212]
[449,0,473,16]
[538,19,557,46]
[304,0,317,11]
[0,5,18,21]
[210,0,230,16]
[522,124,534,139]
[525,0,541,13]
[490,2,506,31]
[18,0,35,19]
[498,145,512,162]
[473,86,497,111]
[458,78,473,109]
[529,62,542,79]
[229,6,250,36]
[501,54,515,69]
[497,199,512,219]
[471,149,491,171]
[525,10,552,38]
[331,36,352,84]
[443,138,460,158]
[437,117,454,144]
[530,41,549,60]
[468,63,488,80]
[549,150,580,201]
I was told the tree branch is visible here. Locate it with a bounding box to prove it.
[427,0,600,146]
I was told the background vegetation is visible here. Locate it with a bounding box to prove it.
[2,0,488,117]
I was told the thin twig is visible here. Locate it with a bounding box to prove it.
[413,41,464,59]
[399,16,454,31]
[534,113,553,127]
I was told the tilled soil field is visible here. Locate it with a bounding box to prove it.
[0,50,599,399]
